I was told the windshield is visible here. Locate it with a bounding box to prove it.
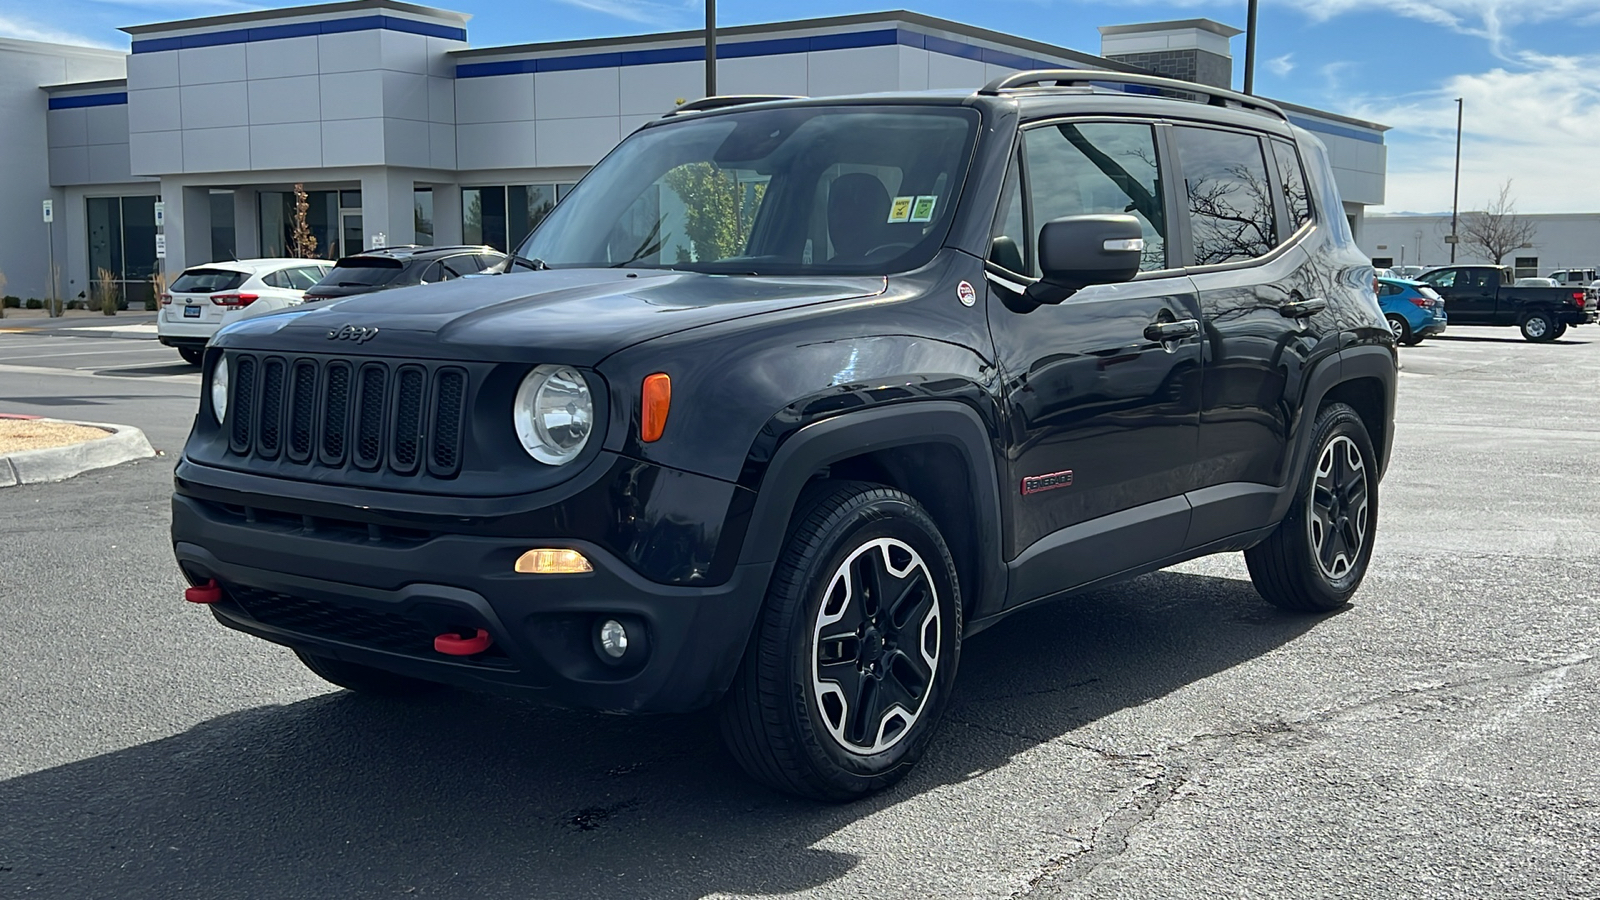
[518,105,980,275]
[172,269,247,294]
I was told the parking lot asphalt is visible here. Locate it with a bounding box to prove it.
[1,326,1596,898]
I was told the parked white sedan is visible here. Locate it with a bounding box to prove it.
[158,259,333,365]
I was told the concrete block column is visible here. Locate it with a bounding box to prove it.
[430,182,462,246]
[358,169,416,250]
[157,180,212,278]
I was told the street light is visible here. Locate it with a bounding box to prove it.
[705,0,717,97]
[1243,0,1259,94]
[1450,97,1463,263]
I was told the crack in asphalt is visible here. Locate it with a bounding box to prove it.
[1010,771,1185,897]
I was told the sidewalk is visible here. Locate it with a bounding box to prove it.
[0,310,158,339]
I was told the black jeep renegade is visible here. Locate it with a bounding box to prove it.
[173,70,1396,801]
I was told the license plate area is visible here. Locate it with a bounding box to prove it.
[184,306,202,318]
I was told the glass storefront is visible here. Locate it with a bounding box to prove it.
[414,189,434,246]
[86,195,159,308]
[210,190,236,263]
[260,189,342,260]
[462,183,576,252]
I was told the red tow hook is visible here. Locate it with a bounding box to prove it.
[434,628,493,656]
[185,579,222,604]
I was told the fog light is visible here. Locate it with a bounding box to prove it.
[598,619,628,659]
[514,548,593,574]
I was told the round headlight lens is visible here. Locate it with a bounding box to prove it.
[513,365,593,464]
[210,356,228,426]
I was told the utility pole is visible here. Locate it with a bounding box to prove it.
[1243,0,1259,94]
[1450,97,1463,264]
[705,0,717,97]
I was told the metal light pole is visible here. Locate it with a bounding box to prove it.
[1450,97,1463,263]
[1243,0,1259,94]
[705,0,717,97]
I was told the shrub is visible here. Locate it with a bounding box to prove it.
[1,296,19,309]
[26,298,44,309]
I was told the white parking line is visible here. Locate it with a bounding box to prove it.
[0,361,200,384]
[0,345,173,362]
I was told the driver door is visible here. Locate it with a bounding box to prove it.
[986,119,1202,606]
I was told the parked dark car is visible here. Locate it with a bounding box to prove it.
[174,71,1396,800]
[1414,264,1595,341]
[302,245,508,301]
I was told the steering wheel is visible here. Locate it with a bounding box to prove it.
[862,241,918,262]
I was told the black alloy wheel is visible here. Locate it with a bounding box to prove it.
[720,481,961,801]
[1246,402,1378,612]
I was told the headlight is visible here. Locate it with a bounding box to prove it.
[513,365,593,464]
[210,356,228,426]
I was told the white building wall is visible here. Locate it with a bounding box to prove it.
[1362,213,1600,273]
[0,39,126,301]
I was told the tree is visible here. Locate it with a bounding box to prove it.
[1457,180,1537,265]
[289,183,319,259]
[662,163,765,264]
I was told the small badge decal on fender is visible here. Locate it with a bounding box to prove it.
[957,281,976,307]
[1022,470,1074,495]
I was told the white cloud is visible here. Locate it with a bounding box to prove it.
[0,13,119,49]
[550,0,690,26]
[1351,51,1600,213]
[1266,53,1294,77]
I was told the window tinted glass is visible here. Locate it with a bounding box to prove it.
[1422,269,1456,288]
[442,255,481,277]
[171,268,247,293]
[521,106,979,275]
[262,270,291,289]
[1269,138,1312,231]
[989,150,1028,275]
[326,257,403,287]
[1023,122,1167,272]
[286,266,324,290]
[476,253,507,271]
[1175,127,1276,265]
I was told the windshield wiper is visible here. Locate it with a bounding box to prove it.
[493,254,549,274]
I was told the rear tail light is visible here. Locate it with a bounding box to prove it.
[1573,291,1586,308]
[1409,297,1430,308]
[159,292,173,307]
[211,293,259,308]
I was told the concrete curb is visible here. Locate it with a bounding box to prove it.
[0,419,157,488]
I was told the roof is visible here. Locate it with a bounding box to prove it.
[120,0,468,35]
[1098,19,1244,38]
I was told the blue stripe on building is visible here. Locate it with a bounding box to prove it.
[47,92,128,110]
[130,15,466,53]
[1287,115,1383,145]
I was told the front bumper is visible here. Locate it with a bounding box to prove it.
[172,491,769,713]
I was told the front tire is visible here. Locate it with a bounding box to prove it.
[1521,311,1557,342]
[720,482,962,801]
[1245,402,1377,612]
[295,650,443,697]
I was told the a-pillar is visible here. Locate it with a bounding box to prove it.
[359,169,415,250]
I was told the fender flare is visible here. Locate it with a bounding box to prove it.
[1272,343,1396,522]
[735,401,1008,616]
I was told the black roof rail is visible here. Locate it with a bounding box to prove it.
[979,69,1290,123]
[664,94,806,117]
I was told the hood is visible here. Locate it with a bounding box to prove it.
[213,268,886,364]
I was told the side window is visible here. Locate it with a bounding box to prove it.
[988,150,1028,275]
[262,270,290,289]
[476,253,506,271]
[421,261,448,283]
[1023,122,1167,272]
[287,267,322,290]
[442,255,479,278]
[1424,269,1456,289]
[1174,126,1277,265]
[1269,138,1313,231]
[1471,269,1495,289]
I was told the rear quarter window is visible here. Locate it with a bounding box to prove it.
[327,258,404,287]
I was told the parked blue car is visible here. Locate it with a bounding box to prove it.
[1376,276,1447,345]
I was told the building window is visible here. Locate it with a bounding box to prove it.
[462,183,577,251]
[210,190,236,263]
[260,190,341,260]
[1514,256,1539,278]
[1371,257,1394,268]
[86,195,159,308]
[414,189,434,246]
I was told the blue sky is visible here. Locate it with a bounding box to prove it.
[6,0,1600,213]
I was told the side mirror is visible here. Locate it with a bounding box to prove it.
[1034,214,1145,299]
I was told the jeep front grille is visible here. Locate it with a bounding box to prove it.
[223,354,468,479]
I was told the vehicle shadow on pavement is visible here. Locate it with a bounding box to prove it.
[1430,334,1589,345]
[0,570,1321,899]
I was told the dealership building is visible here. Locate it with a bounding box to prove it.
[0,0,1390,306]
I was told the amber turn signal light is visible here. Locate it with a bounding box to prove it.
[515,548,593,574]
[641,372,671,442]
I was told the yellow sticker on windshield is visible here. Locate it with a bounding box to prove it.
[910,195,938,223]
[887,196,913,223]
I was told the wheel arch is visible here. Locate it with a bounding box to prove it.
[737,402,1007,622]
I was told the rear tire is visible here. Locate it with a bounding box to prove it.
[720,481,962,801]
[178,346,203,366]
[1385,314,1413,346]
[1521,311,1557,342]
[1245,402,1377,612]
[295,650,443,697]
[1552,322,1569,340]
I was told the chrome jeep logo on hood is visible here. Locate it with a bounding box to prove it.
[327,324,379,343]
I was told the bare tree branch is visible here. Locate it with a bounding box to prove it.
[1458,180,1538,265]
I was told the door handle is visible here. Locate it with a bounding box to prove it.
[1144,318,1200,342]
[1280,297,1328,318]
